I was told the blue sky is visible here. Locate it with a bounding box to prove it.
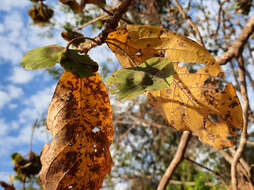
[0,0,116,185]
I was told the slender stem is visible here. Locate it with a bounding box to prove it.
[247,141,254,146]
[231,55,249,190]
[185,157,228,187]
[100,7,133,24]
[173,0,205,46]
[157,131,191,190]
[21,176,26,190]
[216,14,254,65]
[75,5,119,31]
[105,40,137,66]
[29,119,38,156]
[79,0,134,54]
[65,36,96,50]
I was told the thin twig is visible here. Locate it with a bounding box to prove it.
[168,180,215,187]
[247,141,254,146]
[105,41,137,66]
[21,176,26,190]
[185,157,228,187]
[173,0,205,46]
[215,0,223,37]
[114,123,135,144]
[246,69,254,89]
[79,0,133,54]
[76,14,110,31]
[29,119,38,155]
[65,36,96,50]
[115,114,166,129]
[100,6,133,24]
[75,5,120,31]
[216,14,254,65]
[157,131,191,190]
[127,114,166,129]
[229,61,240,91]
[229,148,251,177]
[231,54,250,190]
[219,150,250,180]
[0,181,15,190]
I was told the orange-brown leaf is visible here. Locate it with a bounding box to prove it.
[147,64,242,149]
[40,72,113,190]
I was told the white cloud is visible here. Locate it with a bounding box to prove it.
[0,24,3,33]
[8,103,18,110]
[8,67,35,84]
[6,85,24,99]
[0,84,23,110]
[0,36,24,65]
[0,91,10,110]
[24,85,55,111]
[88,44,117,64]
[0,0,29,11]
[0,171,12,182]
[0,118,9,136]
[18,84,55,124]
[10,120,19,130]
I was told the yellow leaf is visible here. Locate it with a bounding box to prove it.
[106,25,215,68]
[40,72,113,190]
[147,63,242,149]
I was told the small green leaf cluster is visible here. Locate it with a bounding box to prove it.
[11,152,41,178]
[20,44,98,77]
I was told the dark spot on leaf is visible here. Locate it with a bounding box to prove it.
[229,101,238,108]
[179,42,184,47]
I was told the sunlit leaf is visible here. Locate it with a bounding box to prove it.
[106,25,242,149]
[40,72,113,190]
[107,25,215,68]
[60,49,99,77]
[20,45,64,69]
[107,57,174,100]
[147,63,242,149]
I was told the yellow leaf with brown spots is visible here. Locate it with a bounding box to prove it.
[147,63,243,149]
[106,25,215,68]
[40,72,113,190]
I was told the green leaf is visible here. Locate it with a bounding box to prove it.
[107,57,174,100]
[11,153,25,164]
[60,49,99,77]
[20,44,65,69]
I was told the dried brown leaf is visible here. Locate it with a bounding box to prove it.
[40,72,113,190]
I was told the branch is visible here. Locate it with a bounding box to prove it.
[185,157,228,187]
[100,6,133,24]
[173,0,205,46]
[231,55,250,190]
[79,0,133,54]
[247,141,254,146]
[75,4,132,31]
[216,14,254,65]
[29,119,38,155]
[157,131,191,190]
[168,180,216,187]
[219,150,250,180]
[0,181,15,190]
